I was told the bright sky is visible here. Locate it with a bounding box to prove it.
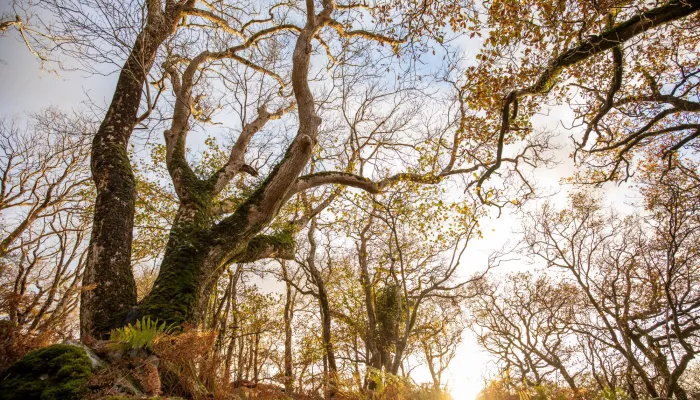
[440,101,639,398]
[0,9,639,399]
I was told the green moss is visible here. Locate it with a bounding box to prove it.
[169,135,215,216]
[376,284,403,348]
[235,231,295,263]
[0,344,94,400]
[139,138,302,327]
[137,218,213,327]
[251,231,294,249]
[112,141,134,173]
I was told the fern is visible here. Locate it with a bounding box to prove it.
[108,316,174,352]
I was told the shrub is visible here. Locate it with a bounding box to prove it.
[153,326,217,399]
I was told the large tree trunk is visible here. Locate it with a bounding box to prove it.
[134,3,324,327]
[80,3,182,339]
[136,202,217,325]
[135,198,295,325]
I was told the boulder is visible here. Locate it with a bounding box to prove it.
[0,344,94,400]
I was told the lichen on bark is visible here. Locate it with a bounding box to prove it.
[81,8,184,339]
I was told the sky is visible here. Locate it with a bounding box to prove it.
[0,7,640,399]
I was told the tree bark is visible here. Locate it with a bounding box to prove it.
[80,2,184,339]
[135,197,296,325]
[358,216,381,391]
[223,267,240,385]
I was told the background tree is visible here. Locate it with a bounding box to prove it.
[416,297,464,390]
[471,175,700,399]
[526,191,699,398]
[468,273,582,393]
[463,0,700,198]
[0,109,93,371]
[294,217,340,397]
[301,185,486,394]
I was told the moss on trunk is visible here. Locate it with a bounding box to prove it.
[81,12,181,339]
[136,158,300,328]
[136,201,218,327]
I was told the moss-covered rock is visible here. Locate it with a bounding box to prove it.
[0,344,94,400]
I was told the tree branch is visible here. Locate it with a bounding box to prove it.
[209,102,295,194]
[476,0,700,200]
[233,232,295,263]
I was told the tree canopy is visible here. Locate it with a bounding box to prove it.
[0,0,699,398]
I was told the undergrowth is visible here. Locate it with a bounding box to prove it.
[108,317,175,353]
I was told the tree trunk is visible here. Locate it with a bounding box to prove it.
[136,203,218,325]
[318,291,337,398]
[358,217,382,391]
[282,262,295,394]
[236,335,245,383]
[306,219,337,398]
[81,5,181,339]
[223,265,241,385]
[135,204,294,325]
[253,333,259,384]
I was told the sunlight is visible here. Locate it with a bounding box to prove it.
[450,380,480,400]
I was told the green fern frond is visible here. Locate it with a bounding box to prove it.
[108,316,175,352]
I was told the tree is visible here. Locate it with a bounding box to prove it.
[471,168,700,399]
[130,0,497,331]
[0,110,93,371]
[520,185,697,398]
[463,0,700,194]
[24,0,556,338]
[51,0,192,338]
[295,217,340,397]
[280,260,297,394]
[204,265,284,388]
[306,186,484,393]
[417,297,464,390]
[468,273,582,393]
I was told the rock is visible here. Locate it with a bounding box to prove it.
[64,339,106,369]
[109,375,144,397]
[0,344,94,400]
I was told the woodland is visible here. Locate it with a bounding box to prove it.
[0,0,699,399]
